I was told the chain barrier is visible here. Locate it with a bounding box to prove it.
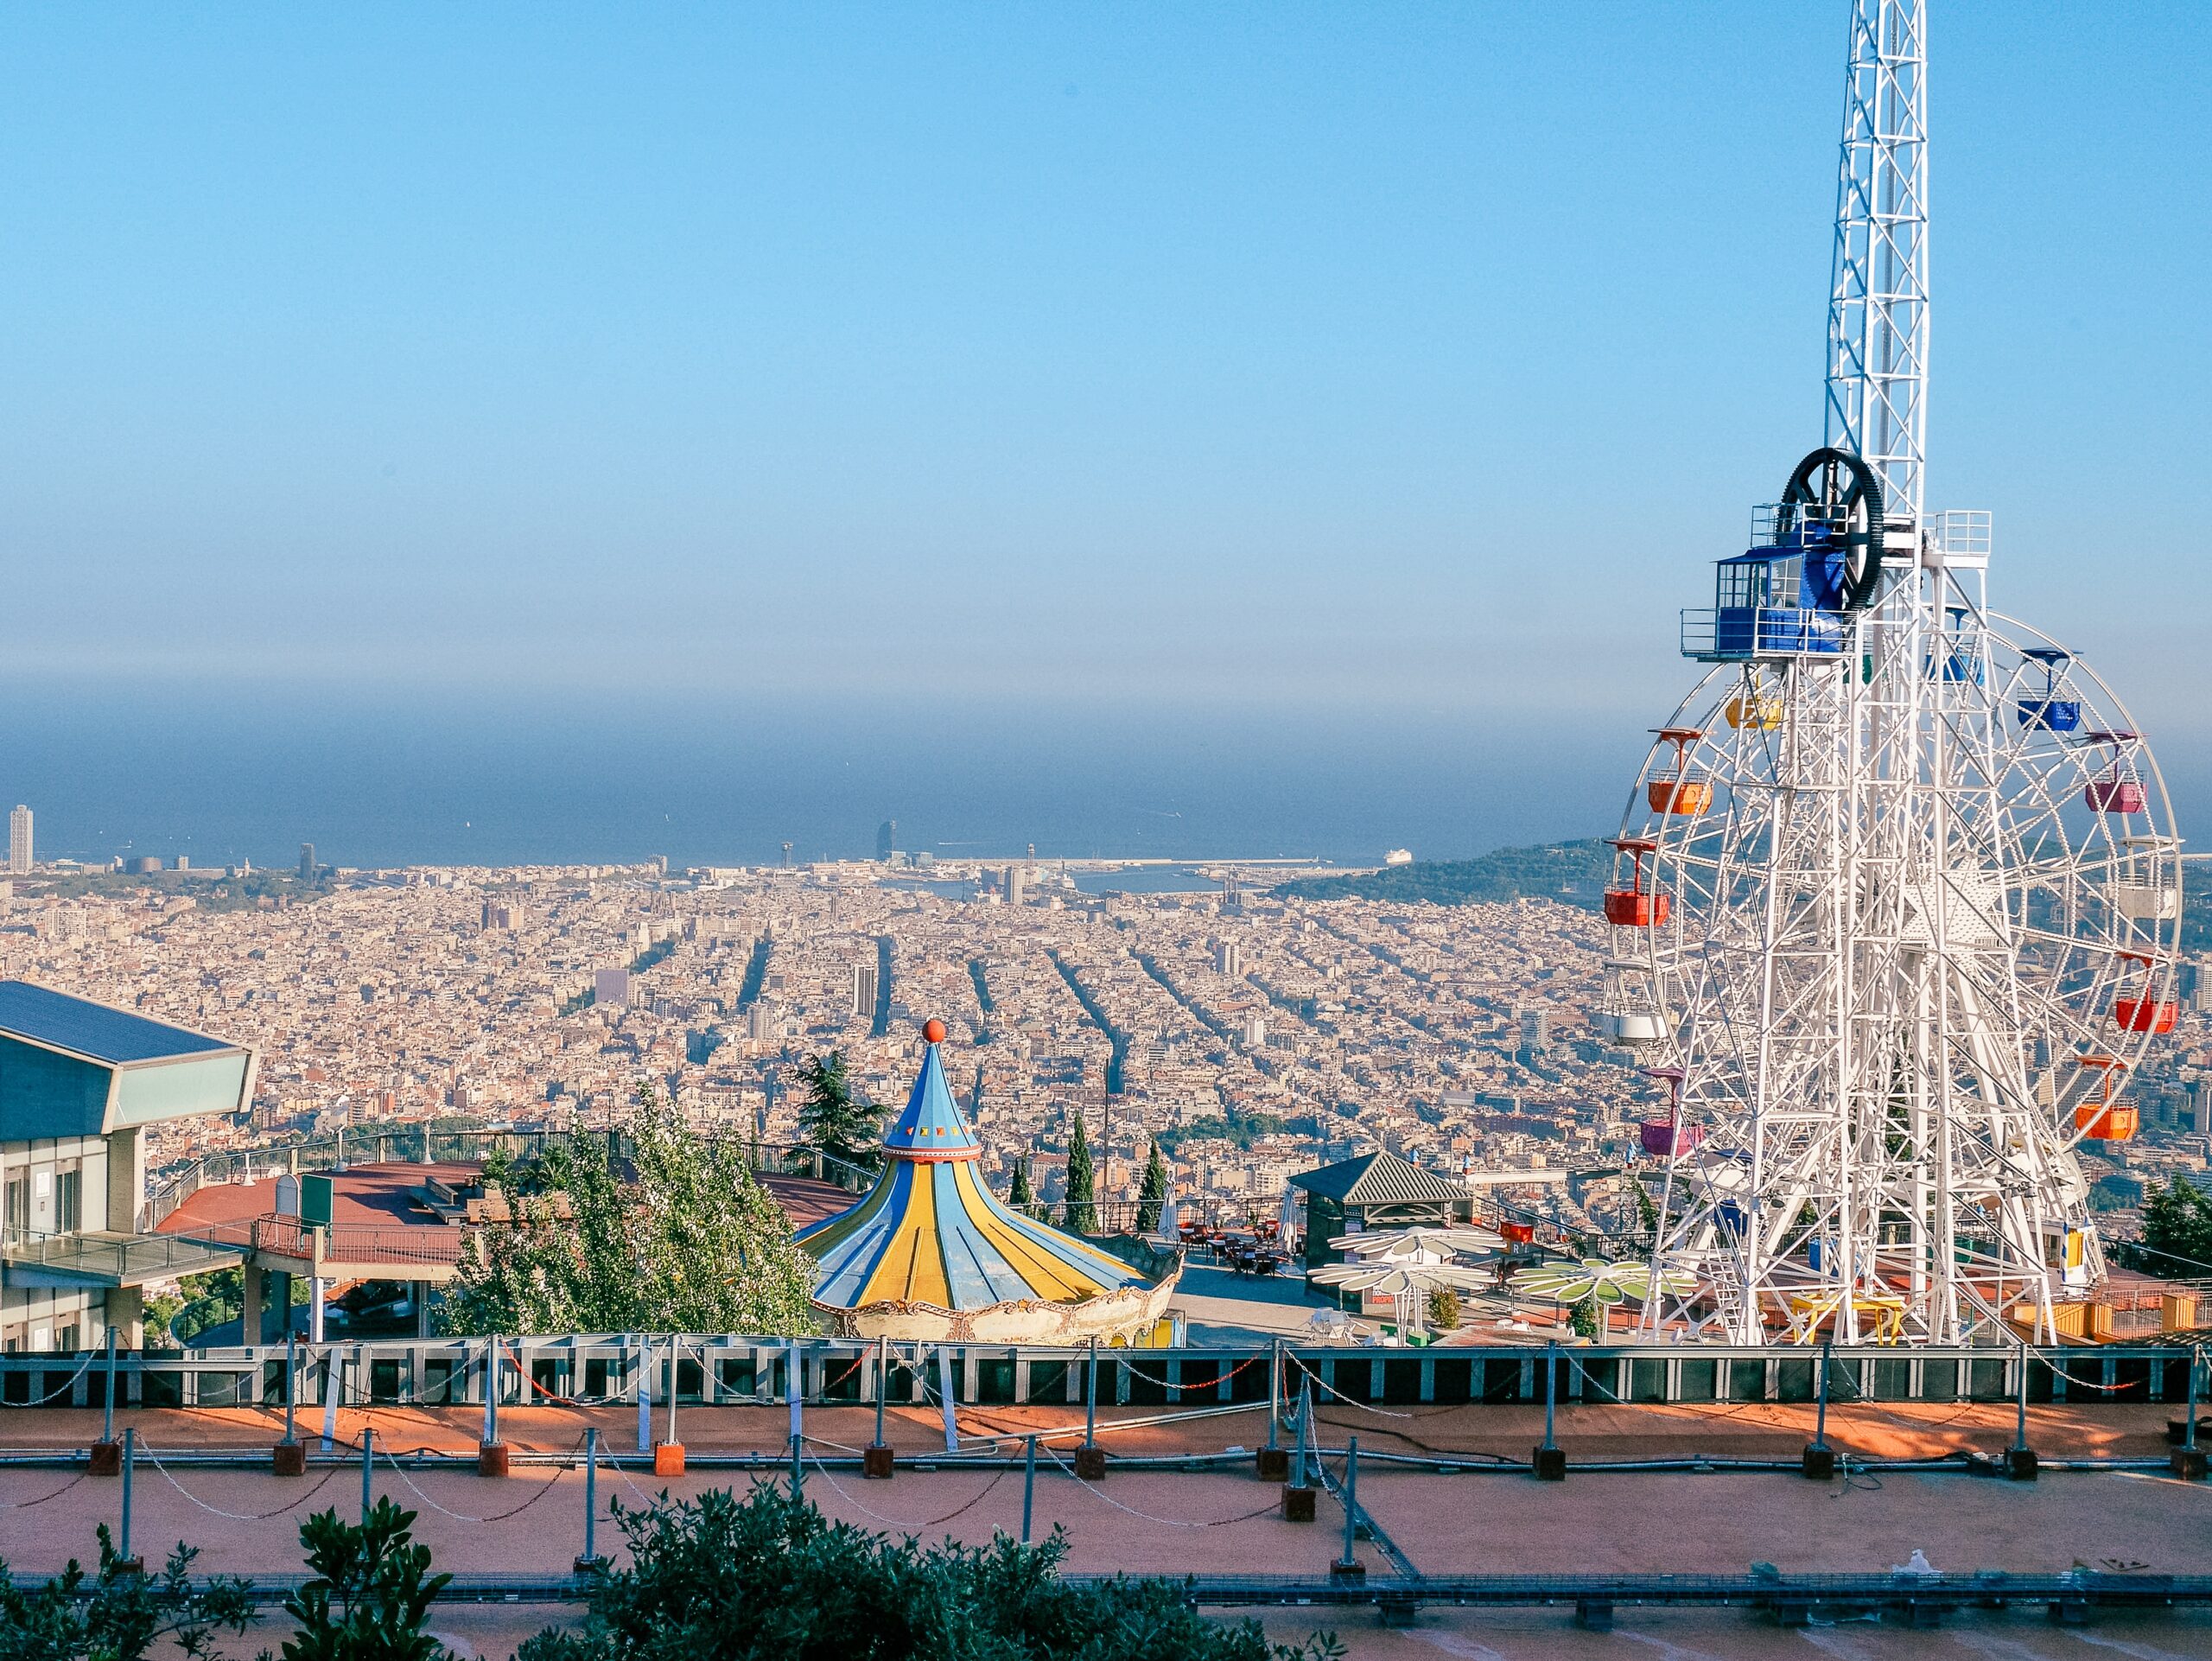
[378,1434,583,1524]
[1287,1356,1417,1419]
[1113,1354,1266,1392]
[0,1471,87,1510]
[1040,1443,1281,1530]
[137,1437,349,1522]
[803,1446,1006,1531]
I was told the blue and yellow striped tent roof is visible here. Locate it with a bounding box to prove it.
[797,1033,1146,1311]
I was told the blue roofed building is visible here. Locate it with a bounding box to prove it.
[0,981,258,1352]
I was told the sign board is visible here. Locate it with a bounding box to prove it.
[300,1174,334,1230]
[274,1174,300,1218]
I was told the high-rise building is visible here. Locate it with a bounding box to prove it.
[876,819,898,862]
[747,1001,774,1042]
[1006,865,1027,907]
[1517,1007,1549,1053]
[594,967,632,1007]
[851,962,879,1020]
[1212,940,1243,978]
[7,806,29,875]
[1243,1012,1267,1050]
[298,842,316,879]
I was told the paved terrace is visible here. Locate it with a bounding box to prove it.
[3,1408,2209,1658]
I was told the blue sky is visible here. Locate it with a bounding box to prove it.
[1,4,2208,848]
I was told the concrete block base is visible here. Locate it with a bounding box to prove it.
[2004,1447,2038,1482]
[1532,1444,1567,1481]
[1073,1445,1107,1481]
[88,1441,121,1478]
[2170,1446,2209,1481]
[653,1442,686,1478]
[1801,1444,1835,1480]
[271,1441,307,1478]
[478,1441,511,1478]
[862,1443,895,1480]
[1281,1486,1317,1523]
[1329,1558,1366,1581]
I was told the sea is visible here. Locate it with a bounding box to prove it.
[10,678,2207,875]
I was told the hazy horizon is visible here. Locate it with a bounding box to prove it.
[3,5,2205,853]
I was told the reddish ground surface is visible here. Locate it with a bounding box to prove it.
[4,1401,2207,1658]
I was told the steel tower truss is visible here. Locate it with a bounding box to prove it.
[1594,0,2181,1346]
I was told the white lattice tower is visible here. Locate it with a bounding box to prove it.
[1826,0,1929,521]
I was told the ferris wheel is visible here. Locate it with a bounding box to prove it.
[1594,514,2182,1342]
[1575,0,2183,1346]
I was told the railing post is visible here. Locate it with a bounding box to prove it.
[102,1327,116,1444]
[1802,1341,1835,1479]
[864,1334,893,1479]
[2007,1340,2037,1480]
[577,1427,600,1573]
[119,1428,137,1569]
[480,1339,510,1477]
[1021,1435,1036,1543]
[1534,1339,1565,1480]
[1333,1435,1363,1578]
[1281,1379,1316,1522]
[2172,1348,2207,1480]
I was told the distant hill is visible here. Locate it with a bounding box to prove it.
[1274,839,1611,909]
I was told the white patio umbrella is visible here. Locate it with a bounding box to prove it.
[1327,1225,1504,1263]
[1309,1259,1495,1337]
[1155,1197,1179,1238]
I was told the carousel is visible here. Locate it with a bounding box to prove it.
[796,1018,1179,1344]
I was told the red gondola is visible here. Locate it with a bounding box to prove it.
[1605,838,1669,927]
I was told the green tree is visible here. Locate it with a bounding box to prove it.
[440,1087,817,1337]
[1135,1138,1170,1232]
[2139,1175,2212,1274]
[1426,1285,1462,1332]
[791,1051,883,1175]
[1061,1111,1096,1234]
[517,1483,1338,1661]
[1569,1295,1602,1340]
[282,1499,449,1661]
[1007,1158,1033,1211]
[0,1529,252,1661]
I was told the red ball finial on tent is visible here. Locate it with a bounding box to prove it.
[923,1017,946,1045]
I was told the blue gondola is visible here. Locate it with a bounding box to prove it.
[2016,646,2082,731]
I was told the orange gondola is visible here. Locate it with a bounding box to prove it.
[1645,729,1712,814]
[1604,838,1669,927]
[2073,1054,2138,1142]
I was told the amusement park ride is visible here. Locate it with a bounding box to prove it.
[1589,0,2182,1346]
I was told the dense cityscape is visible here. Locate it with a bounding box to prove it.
[4,799,2206,1251]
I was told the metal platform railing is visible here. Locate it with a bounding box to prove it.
[0,1335,2199,1415]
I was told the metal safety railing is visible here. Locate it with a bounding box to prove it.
[0,1334,2199,1416]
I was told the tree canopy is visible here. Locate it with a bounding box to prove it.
[439,1088,818,1337]
[518,1482,1338,1661]
[791,1051,884,1174]
[2137,1175,2212,1276]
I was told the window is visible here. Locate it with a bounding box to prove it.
[3,1178,25,1239]
[55,1168,80,1236]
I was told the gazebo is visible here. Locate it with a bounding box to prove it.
[796,1020,1177,1343]
[1289,1150,1474,1270]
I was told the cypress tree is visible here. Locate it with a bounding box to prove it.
[1135,1138,1169,1232]
[1062,1111,1096,1233]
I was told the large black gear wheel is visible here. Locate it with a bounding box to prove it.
[1779,447,1885,611]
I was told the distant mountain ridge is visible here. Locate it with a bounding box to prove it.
[1273,838,1611,908]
